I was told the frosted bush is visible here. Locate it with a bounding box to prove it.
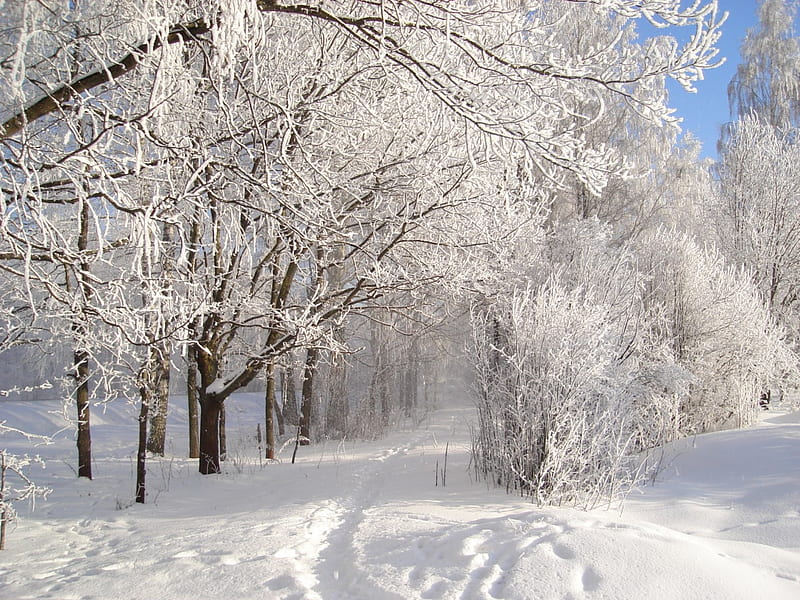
[470,279,645,508]
[467,220,793,508]
[637,229,797,434]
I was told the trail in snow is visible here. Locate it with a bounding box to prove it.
[1,389,800,599]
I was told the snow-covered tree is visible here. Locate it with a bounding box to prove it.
[0,448,50,550]
[469,221,677,506]
[715,1,800,340]
[727,0,800,131]
[541,2,689,244]
[1,0,726,479]
[0,290,51,548]
[715,116,800,335]
[637,228,796,434]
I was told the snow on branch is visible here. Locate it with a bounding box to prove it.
[0,450,51,550]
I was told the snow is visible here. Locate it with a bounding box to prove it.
[2,385,800,599]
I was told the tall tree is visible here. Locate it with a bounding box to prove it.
[1,1,726,478]
[717,0,800,339]
[716,116,800,331]
[727,0,800,131]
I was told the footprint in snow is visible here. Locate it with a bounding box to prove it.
[266,574,298,591]
[461,529,493,556]
[551,543,576,560]
[581,566,602,592]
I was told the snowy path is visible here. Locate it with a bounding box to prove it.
[2,393,800,599]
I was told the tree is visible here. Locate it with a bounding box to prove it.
[716,0,800,338]
[637,228,795,434]
[727,0,800,132]
[0,299,51,549]
[1,1,725,478]
[541,2,683,244]
[715,116,800,334]
[0,449,49,550]
[145,223,177,457]
[469,221,671,506]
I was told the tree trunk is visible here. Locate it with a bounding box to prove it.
[73,194,93,480]
[193,342,264,472]
[186,344,200,458]
[187,207,202,459]
[576,182,591,219]
[322,249,347,437]
[300,347,318,445]
[265,362,276,460]
[275,391,286,437]
[404,341,419,418]
[136,387,149,504]
[1,451,7,550]
[403,352,413,418]
[146,221,176,455]
[281,364,299,426]
[75,348,92,480]
[325,348,348,438]
[146,348,170,455]
[368,322,386,433]
[198,397,222,474]
[379,342,391,428]
[219,403,227,462]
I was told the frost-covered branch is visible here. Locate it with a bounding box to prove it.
[0,450,51,550]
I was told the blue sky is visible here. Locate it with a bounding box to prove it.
[664,1,774,159]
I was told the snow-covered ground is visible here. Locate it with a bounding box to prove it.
[2,385,800,599]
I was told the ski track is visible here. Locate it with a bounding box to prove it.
[253,436,431,600]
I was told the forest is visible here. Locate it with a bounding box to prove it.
[2,0,800,548]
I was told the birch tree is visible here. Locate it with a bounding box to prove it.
[716,117,800,335]
[716,0,800,338]
[727,0,800,131]
[637,228,795,433]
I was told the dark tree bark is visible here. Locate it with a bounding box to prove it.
[186,343,200,458]
[300,347,319,445]
[219,403,227,462]
[136,386,149,504]
[281,364,299,426]
[73,196,93,480]
[186,212,202,459]
[194,336,281,471]
[265,362,276,460]
[0,452,7,550]
[198,396,222,474]
[74,348,92,480]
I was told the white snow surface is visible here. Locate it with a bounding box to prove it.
[2,385,800,599]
